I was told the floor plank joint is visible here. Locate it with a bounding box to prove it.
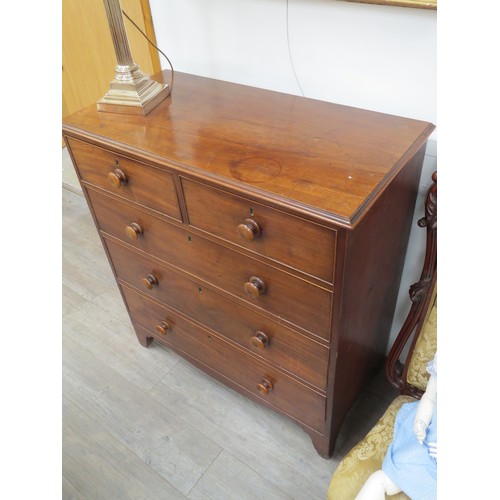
[62,147,398,499]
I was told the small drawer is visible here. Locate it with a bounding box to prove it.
[121,283,329,389]
[126,296,326,433]
[104,234,333,341]
[182,178,336,283]
[66,137,182,221]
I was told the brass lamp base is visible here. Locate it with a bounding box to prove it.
[97,75,170,116]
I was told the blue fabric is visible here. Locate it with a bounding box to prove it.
[382,401,437,500]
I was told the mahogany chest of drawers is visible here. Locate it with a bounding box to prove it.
[63,71,435,457]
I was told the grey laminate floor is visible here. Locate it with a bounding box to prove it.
[62,147,398,500]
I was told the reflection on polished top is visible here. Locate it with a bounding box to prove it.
[63,70,435,226]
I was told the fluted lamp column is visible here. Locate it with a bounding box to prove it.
[97,0,170,115]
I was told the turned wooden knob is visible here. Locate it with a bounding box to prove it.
[156,320,171,335]
[237,219,261,242]
[251,331,270,350]
[125,222,143,240]
[142,274,158,290]
[107,168,128,188]
[244,276,266,298]
[257,378,273,395]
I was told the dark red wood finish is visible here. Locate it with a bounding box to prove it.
[63,70,435,457]
[385,173,437,399]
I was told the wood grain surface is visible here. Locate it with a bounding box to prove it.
[63,71,434,226]
[63,185,400,498]
[63,71,434,458]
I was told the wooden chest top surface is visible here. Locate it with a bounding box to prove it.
[63,71,434,225]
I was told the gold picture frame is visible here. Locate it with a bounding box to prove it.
[341,0,436,9]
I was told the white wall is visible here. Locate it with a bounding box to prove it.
[148,0,437,350]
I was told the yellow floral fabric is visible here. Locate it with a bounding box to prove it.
[406,291,437,392]
[327,395,416,500]
[328,287,437,499]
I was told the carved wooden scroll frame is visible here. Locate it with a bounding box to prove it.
[385,171,437,398]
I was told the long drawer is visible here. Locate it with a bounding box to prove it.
[121,281,329,389]
[182,178,337,283]
[66,137,182,221]
[94,194,333,339]
[124,288,326,432]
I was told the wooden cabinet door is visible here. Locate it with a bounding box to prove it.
[62,0,160,119]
